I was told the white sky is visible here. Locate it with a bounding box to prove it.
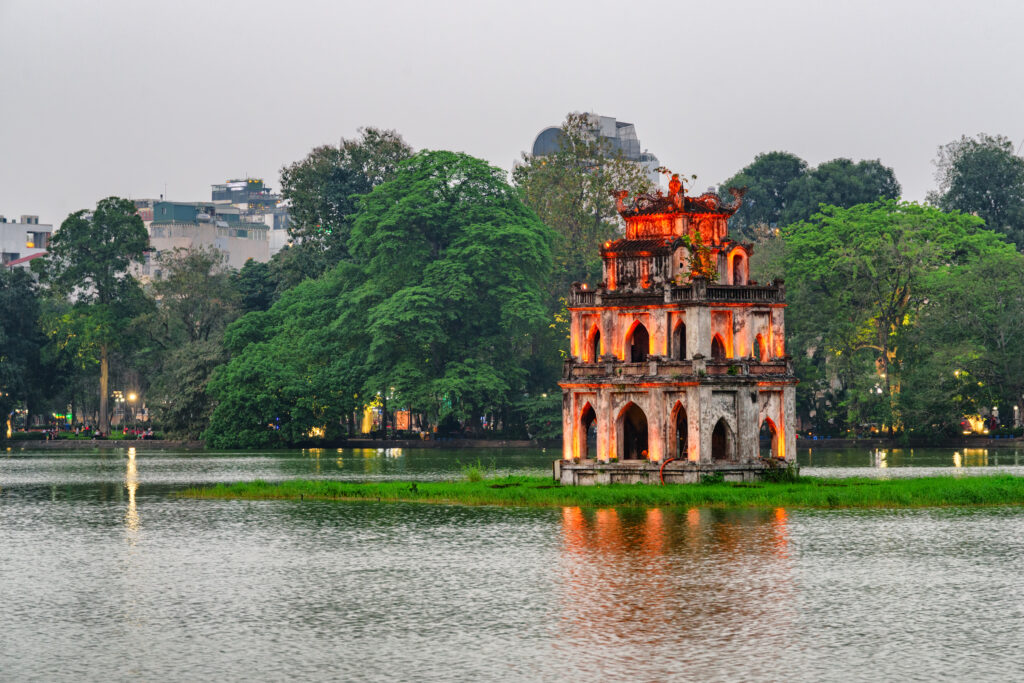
[2,0,1022,226]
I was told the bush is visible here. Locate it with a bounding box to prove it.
[700,472,725,484]
[762,463,801,483]
[8,431,46,441]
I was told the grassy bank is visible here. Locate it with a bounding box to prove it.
[179,474,1024,509]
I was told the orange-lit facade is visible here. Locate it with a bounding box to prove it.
[557,176,797,484]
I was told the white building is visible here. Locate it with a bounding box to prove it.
[0,214,52,269]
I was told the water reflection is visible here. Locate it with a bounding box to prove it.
[558,506,796,664]
[124,448,139,537]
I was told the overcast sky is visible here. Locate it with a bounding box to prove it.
[2,0,1022,226]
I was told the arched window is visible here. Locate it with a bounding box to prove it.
[755,334,767,362]
[711,334,726,361]
[673,322,687,361]
[587,326,602,363]
[733,252,746,285]
[759,418,779,460]
[619,402,648,460]
[711,418,733,461]
[673,404,688,459]
[580,404,597,460]
[627,323,649,363]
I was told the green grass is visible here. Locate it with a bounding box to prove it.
[178,474,1024,509]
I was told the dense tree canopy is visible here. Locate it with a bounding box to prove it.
[720,153,900,239]
[928,133,1024,249]
[0,268,45,431]
[280,127,413,272]
[204,151,555,447]
[513,112,652,293]
[718,151,808,238]
[779,200,1013,433]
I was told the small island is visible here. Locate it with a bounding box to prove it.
[180,474,1024,509]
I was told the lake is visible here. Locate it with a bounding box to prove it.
[2,446,1023,681]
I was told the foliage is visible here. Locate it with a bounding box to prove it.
[900,250,1024,432]
[204,151,556,447]
[512,392,562,440]
[140,247,242,439]
[928,133,1024,249]
[0,268,45,425]
[348,150,555,426]
[782,200,1013,432]
[234,258,277,313]
[719,153,900,239]
[34,197,150,432]
[718,151,808,239]
[513,112,653,293]
[783,158,900,225]
[280,127,413,272]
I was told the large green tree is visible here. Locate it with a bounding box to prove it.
[140,247,241,438]
[782,200,1012,433]
[205,150,555,447]
[901,250,1024,433]
[718,153,901,239]
[782,158,900,225]
[279,127,413,274]
[513,112,652,294]
[36,197,149,433]
[718,151,808,239]
[928,133,1024,248]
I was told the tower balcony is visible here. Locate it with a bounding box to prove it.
[568,280,786,308]
[561,357,794,382]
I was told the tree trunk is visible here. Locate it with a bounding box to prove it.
[100,344,110,435]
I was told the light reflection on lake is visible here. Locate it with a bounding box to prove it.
[1,447,1023,680]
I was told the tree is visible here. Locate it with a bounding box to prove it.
[140,247,241,438]
[782,200,1012,433]
[0,268,45,434]
[234,258,277,313]
[279,127,413,272]
[782,158,900,225]
[349,150,555,428]
[204,150,556,447]
[901,251,1024,433]
[513,112,653,294]
[718,151,808,239]
[36,197,149,433]
[928,133,1024,249]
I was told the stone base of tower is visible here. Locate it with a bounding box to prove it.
[554,458,787,486]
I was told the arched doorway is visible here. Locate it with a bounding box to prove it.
[619,402,648,460]
[760,418,779,460]
[733,253,746,285]
[755,334,766,361]
[588,327,601,363]
[711,334,726,360]
[627,323,649,363]
[580,403,597,460]
[673,322,686,360]
[673,403,688,459]
[711,418,733,461]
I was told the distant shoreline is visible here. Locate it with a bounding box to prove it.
[6,436,1023,451]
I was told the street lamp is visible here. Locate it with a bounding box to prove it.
[128,393,138,435]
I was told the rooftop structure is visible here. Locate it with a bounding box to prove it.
[0,214,53,269]
[531,113,662,185]
[135,199,270,276]
[556,174,798,485]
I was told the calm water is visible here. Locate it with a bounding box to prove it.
[2,446,1023,681]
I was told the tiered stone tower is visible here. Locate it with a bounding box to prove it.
[557,175,797,485]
